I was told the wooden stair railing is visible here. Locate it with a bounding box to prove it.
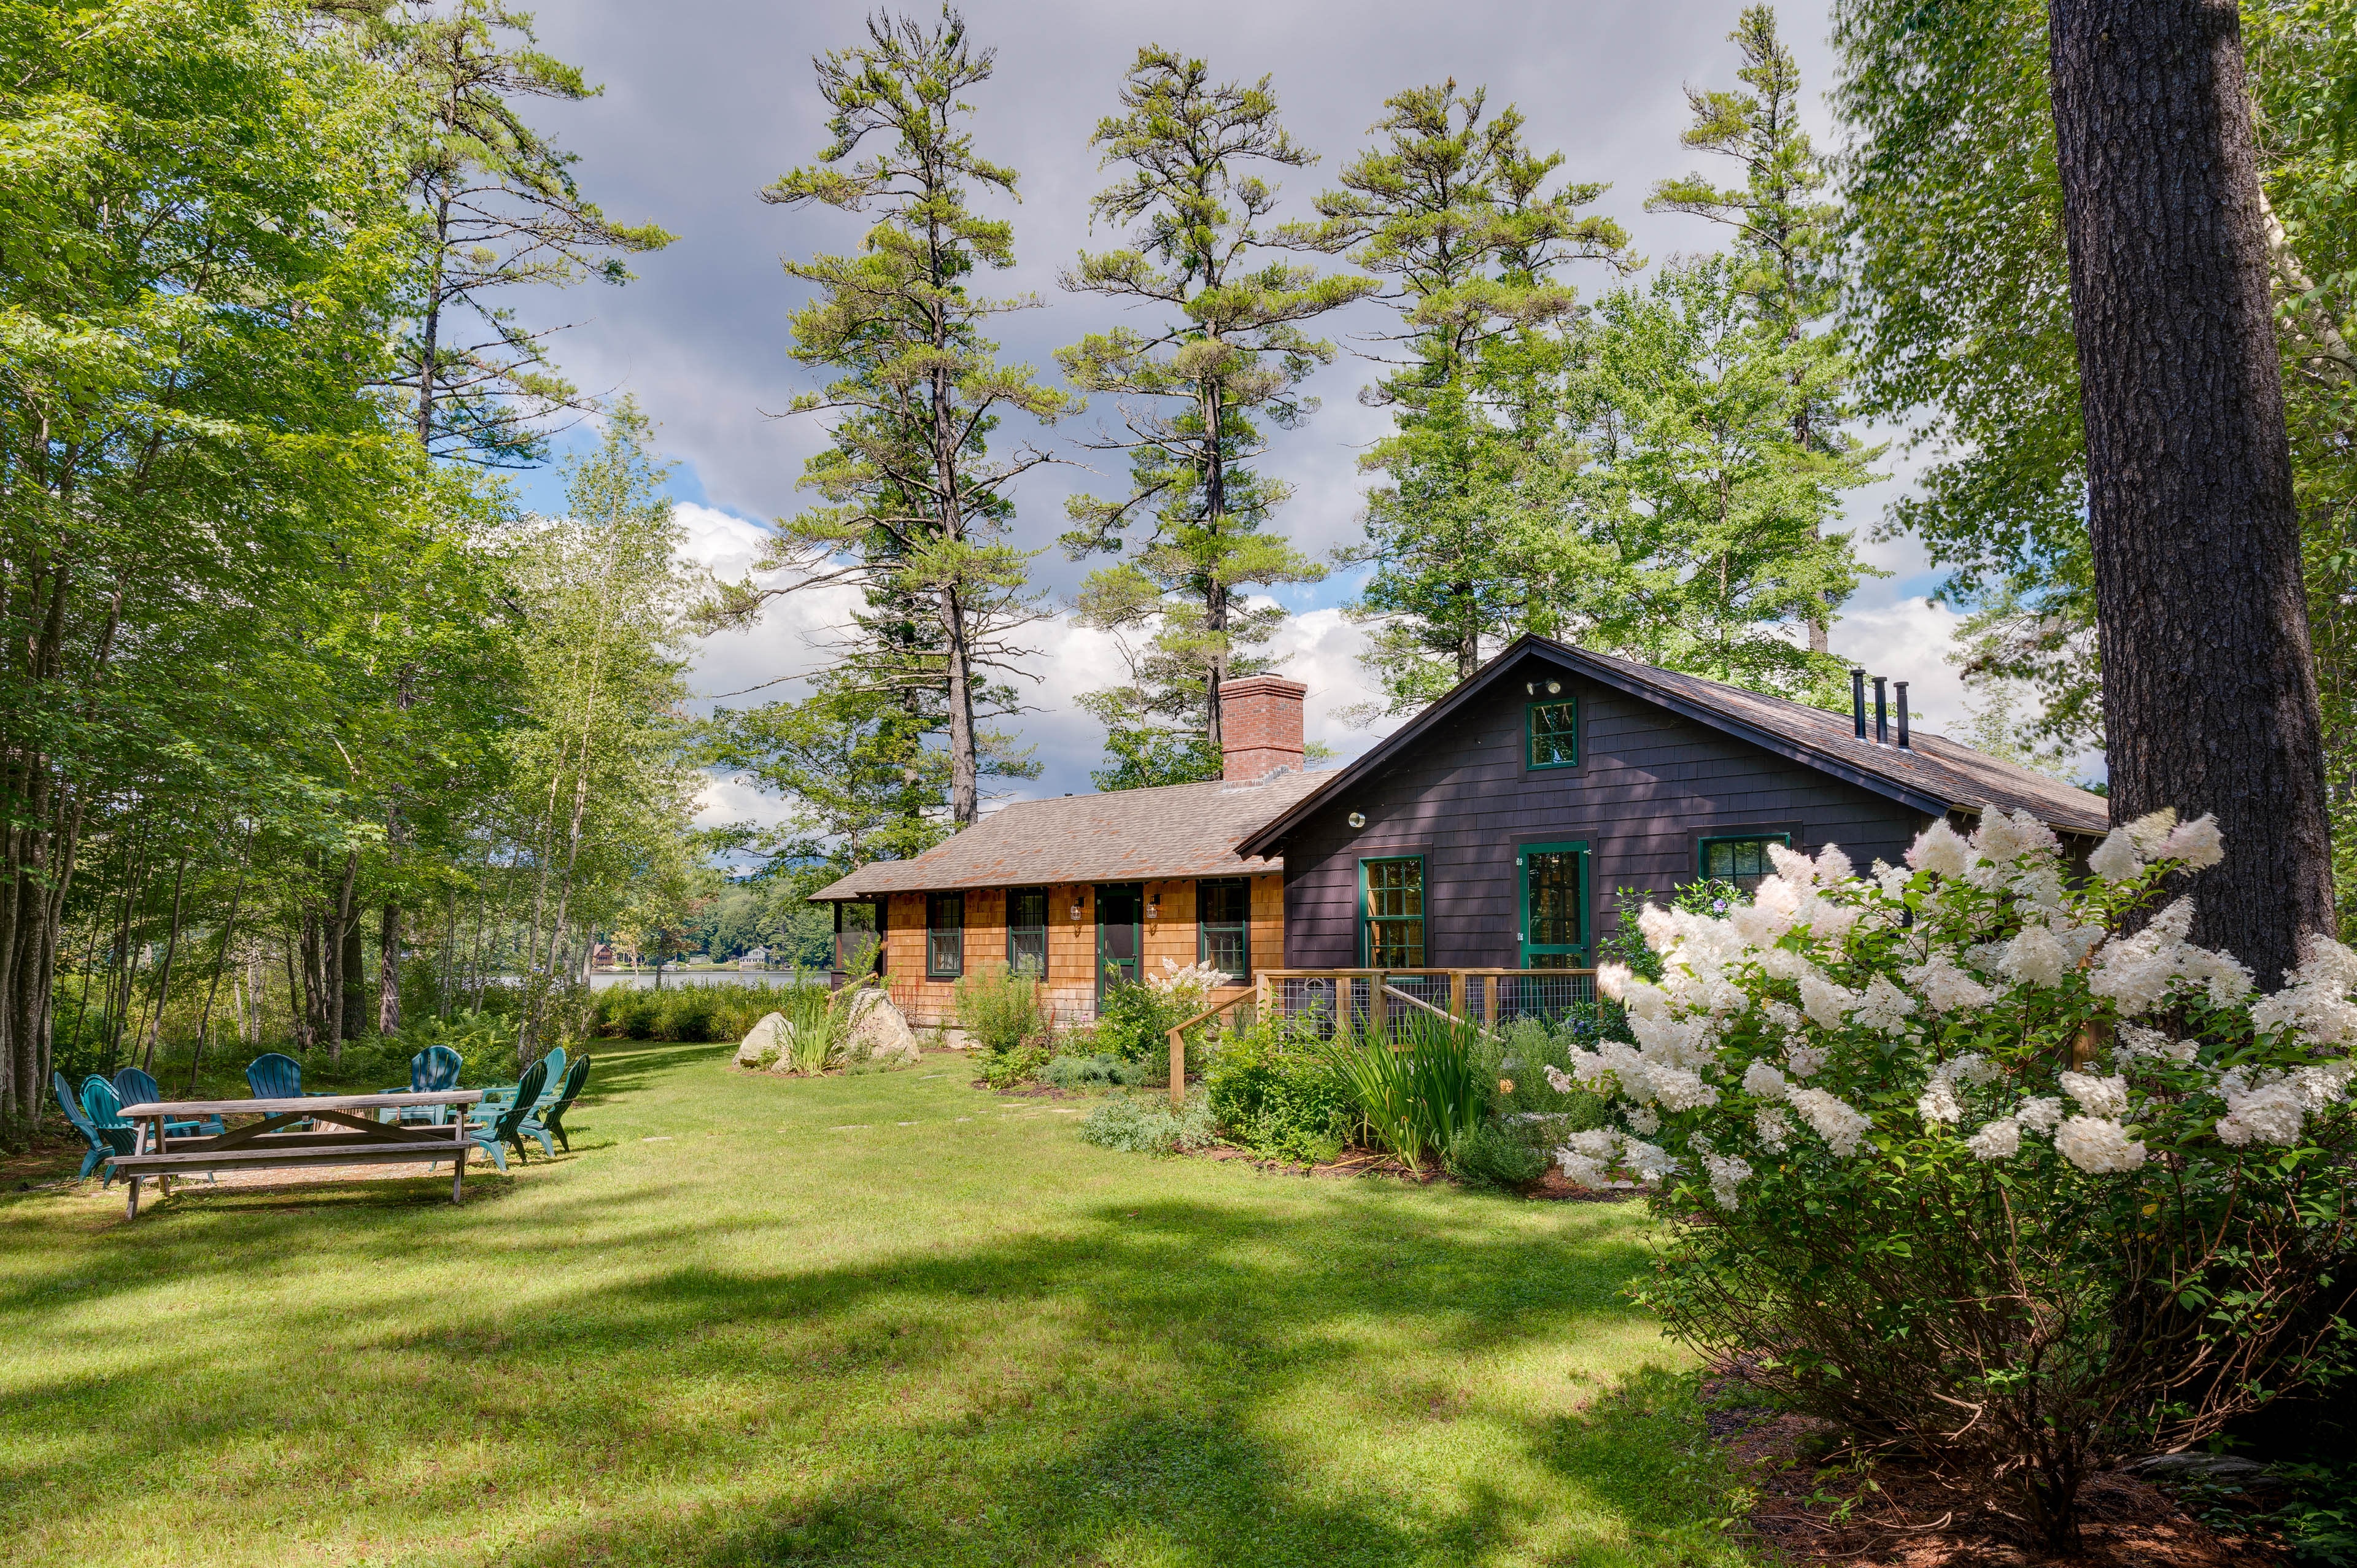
[1163,986,1255,1109]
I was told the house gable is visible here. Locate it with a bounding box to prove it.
[1263,649,1939,969]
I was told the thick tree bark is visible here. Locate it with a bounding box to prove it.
[2046,0,2332,987]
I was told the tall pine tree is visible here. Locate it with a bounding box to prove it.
[1647,4,1856,656]
[1298,80,1631,714]
[722,9,1064,831]
[1058,47,1374,782]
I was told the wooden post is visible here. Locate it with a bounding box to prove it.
[1167,1022,1186,1111]
[1484,975,1498,1029]
[1449,970,1467,1021]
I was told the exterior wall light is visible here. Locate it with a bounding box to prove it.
[1347,811,1366,828]
[1069,897,1084,921]
[1145,895,1160,919]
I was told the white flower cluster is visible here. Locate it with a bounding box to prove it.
[1552,801,2357,1211]
[1555,1127,1675,1189]
[1148,957,1226,1006]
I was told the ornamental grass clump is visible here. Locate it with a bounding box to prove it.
[1555,809,2357,1548]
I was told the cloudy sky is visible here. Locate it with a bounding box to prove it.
[500,0,2006,827]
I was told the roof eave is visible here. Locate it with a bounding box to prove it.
[1237,635,1976,857]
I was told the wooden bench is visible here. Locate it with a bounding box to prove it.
[112,1091,485,1219]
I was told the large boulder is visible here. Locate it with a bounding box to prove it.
[736,1011,789,1068]
[765,1020,803,1073]
[842,988,920,1068]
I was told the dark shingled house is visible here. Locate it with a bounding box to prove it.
[815,639,2108,1029]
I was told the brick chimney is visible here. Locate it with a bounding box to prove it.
[1219,676,1307,784]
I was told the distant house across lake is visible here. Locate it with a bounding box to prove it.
[813,641,2107,1029]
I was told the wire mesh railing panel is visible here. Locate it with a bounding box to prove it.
[1488,970,1596,1025]
[1262,971,1595,1041]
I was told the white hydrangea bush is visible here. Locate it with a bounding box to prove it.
[1548,808,2357,1201]
[1577,805,2357,1535]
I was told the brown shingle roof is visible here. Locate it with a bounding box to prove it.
[1236,636,2110,856]
[1568,645,2110,835]
[809,768,1329,899]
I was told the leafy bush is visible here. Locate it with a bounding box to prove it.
[1206,1016,1353,1164]
[1319,1015,1488,1172]
[592,982,793,1044]
[1076,1091,1218,1156]
[1090,980,1192,1062]
[954,965,1050,1087]
[395,1008,521,1084]
[1572,811,2357,1547]
[1444,1117,1552,1189]
[1486,1018,1614,1131]
[1039,1052,1146,1090]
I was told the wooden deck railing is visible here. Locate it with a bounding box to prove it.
[1159,968,1601,1106]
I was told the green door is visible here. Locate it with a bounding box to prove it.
[1518,843,1587,968]
[1096,882,1143,1005]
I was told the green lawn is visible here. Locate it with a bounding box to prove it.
[1,1043,1743,1567]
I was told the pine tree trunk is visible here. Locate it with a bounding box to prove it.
[2046,0,2332,988]
[943,585,978,829]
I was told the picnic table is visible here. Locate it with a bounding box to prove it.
[110,1091,486,1220]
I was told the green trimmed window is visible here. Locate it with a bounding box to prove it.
[1700,834,1789,894]
[1197,878,1250,981]
[925,892,964,979]
[1006,887,1048,977]
[1519,842,1588,968]
[1527,699,1579,768]
[1361,857,1426,967]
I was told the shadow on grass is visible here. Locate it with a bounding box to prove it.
[0,1043,1728,1566]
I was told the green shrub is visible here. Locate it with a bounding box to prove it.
[953,965,1046,1054]
[1485,1018,1614,1131]
[1320,1014,1487,1172]
[1445,1117,1552,1189]
[771,975,845,1073]
[955,965,1050,1086]
[1039,1052,1145,1090]
[590,981,797,1045]
[1090,981,1191,1062]
[1206,1016,1354,1164]
[1077,1092,1218,1156]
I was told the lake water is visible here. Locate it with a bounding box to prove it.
[587,970,820,992]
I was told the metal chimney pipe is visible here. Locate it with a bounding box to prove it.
[1851,668,1867,740]
[1895,682,1911,749]
[1872,676,1889,745]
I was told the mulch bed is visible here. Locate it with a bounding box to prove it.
[1703,1369,2281,1567]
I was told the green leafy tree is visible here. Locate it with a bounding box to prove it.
[1832,0,2095,761]
[722,9,1066,830]
[1835,0,2357,921]
[1647,4,1860,657]
[0,0,420,1126]
[1058,47,1376,774]
[349,0,673,465]
[1298,80,1632,714]
[1550,258,1870,700]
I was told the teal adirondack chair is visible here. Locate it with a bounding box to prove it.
[245,1051,320,1129]
[112,1067,225,1140]
[521,1057,590,1156]
[466,1059,548,1173]
[379,1045,464,1126]
[55,1073,126,1185]
[79,1078,140,1180]
[476,1045,563,1119]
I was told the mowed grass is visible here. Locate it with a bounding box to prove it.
[0,1043,1742,1568]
